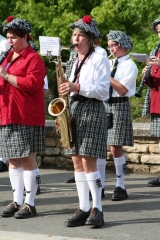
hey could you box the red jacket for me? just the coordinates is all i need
[149,50,160,114]
[0,45,47,126]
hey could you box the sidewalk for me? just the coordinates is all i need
[0,168,160,240]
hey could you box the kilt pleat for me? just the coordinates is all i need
[105,101,133,146]
[0,124,45,159]
[65,100,107,159]
[150,114,160,137]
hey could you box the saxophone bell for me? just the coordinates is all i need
[48,98,66,117]
[48,97,73,149]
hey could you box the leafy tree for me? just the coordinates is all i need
[0,0,160,120]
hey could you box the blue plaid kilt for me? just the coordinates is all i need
[65,99,107,159]
[0,124,45,159]
[105,101,133,146]
[150,114,160,137]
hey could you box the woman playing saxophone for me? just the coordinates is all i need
[59,15,110,228]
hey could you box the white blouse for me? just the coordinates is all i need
[69,51,110,101]
[112,54,138,97]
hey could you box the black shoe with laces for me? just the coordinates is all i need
[85,207,104,227]
[0,161,8,172]
[14,203,37,219]
[0,202,20,217]
[111,186,128,201]
[65,208,90,227]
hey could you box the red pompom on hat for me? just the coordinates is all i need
[29,35,33,41]
[82,15,92,24]
[6,16,15,23]
[70,15,100,39]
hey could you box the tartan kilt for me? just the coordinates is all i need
[0,124,45,159]
[105,101,133,146]
[150,114,160,137]
[65,99,107,159]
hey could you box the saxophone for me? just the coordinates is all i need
[48,55,73,150]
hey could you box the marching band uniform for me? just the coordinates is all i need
[63,15,110,227]
[66,34,108,198]
[105,30,138,200]
[142,17,160,187]
[0,17,46,219]
[0,21,9,172]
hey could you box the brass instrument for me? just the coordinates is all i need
[48,50,73,150]
[107,54,114,70]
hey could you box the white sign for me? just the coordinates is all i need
[131,53,153,62]
[39,36,61,57]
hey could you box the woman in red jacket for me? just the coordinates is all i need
[0,16,46,219]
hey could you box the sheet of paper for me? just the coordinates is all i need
[131,53,153,62]
[39,36,61,56]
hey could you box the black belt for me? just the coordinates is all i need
[107,97,129,104]
[71,95,100,102]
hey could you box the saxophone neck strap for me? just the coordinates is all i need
[72,48,93,83]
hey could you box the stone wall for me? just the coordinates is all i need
[37,121,160,174]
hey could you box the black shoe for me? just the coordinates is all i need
[65,176,75,183]
[0,202,20,217]
[89,188,105,200]
[111,186,128,201]
[14,203,37,219]
[85,207,104,227]
[0,161,8,172]
[148,178,160,187]
[24,185,41,196]
[65,208,90,227]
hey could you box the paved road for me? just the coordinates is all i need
[0,168,160,240]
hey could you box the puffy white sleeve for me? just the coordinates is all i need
[79,54,110,101]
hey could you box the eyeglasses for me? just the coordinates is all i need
[107,44,118,50]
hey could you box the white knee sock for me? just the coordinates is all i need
[97,158,106,189]
[24,168,40,206]
[86,171,102,212]
[9,167,24,205]
[75,171,90,212]
[114,155,126,189]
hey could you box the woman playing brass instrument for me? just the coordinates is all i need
[0,16,46,219]
[59,15,110,227]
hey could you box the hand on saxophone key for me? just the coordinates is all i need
[59,80,80,96]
